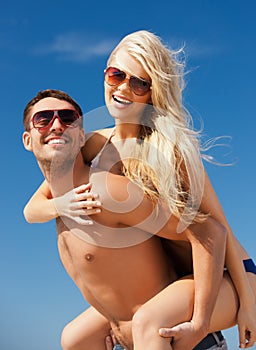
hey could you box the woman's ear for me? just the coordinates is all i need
[22,131,33,151]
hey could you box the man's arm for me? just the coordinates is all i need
[179,219,226,343]
[158,218,227,350]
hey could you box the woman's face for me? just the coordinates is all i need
[104,48,152,124]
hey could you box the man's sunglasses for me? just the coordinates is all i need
[32,109,81,131]
[104,67,151,96]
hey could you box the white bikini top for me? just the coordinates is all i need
[90,128,116,169]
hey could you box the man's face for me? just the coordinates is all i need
[23,97,85,175]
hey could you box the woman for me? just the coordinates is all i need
[24,30,256,349]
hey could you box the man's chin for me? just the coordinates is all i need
[46,143,67,150]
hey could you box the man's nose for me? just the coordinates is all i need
[50,116,65,131]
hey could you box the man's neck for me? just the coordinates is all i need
[41,152,89,196]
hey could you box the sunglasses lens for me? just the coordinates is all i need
[33,111,54,129]
[130,77,151,96]
[58,110,79,125]
[105,67,151,96]
[105,67,126,86]
[32,110,80,130]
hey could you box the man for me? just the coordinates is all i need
[22,89,228,350]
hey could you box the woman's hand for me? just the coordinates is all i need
[53,183,101,225]
[237,303,256,348]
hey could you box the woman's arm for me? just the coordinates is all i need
[23,180,101,224]
[24,180,56,223]
[159,215,227,345]
[185,219,227,339]
[109,176,228,347]
[159,217,228,349]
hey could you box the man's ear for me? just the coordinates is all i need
[22,131,33,151]
[79,128,86,148]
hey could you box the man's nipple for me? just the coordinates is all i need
[84,253,94,262]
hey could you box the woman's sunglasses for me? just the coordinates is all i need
[104,67,151,96]
[32,109,81,131]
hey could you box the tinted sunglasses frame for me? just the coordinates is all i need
[104,67,152,96]
[31,109,81,131]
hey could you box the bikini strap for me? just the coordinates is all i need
[90,128,116,168]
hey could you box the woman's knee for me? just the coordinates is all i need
[61,323,79,350]
[132,305,160,342]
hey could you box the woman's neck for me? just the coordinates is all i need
[114,122,140,140]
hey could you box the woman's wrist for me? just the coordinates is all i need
[50,198,60,219]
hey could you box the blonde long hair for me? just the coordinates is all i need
[107,30,206,229]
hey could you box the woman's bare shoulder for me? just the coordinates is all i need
[85,127,115,140]
[82,127,115,164]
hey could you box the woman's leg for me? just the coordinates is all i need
[234,240,256,299]
[61,306,111,350]
[132,272,239,350]
[247,269,256,302]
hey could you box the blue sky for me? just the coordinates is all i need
[1,0,255,349]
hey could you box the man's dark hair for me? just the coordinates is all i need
[23,89,83,131]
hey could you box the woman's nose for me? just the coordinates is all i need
[117,78,130,91]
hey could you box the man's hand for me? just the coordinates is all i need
[159,321,207,350]
[105,333,124,350]
[105,335,114,350]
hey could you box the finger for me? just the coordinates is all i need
[239,326,246,348]
[74,183,92,194]
[159,328,176,338]
[81,200,102,208]
[110,330,119,346]
[76,192,100,202]
[75,192,93,201]
[245,341,254,348]
[74,183,99,199]
[69,208,101,217]
[74,218,94,225]
[105,335,114,350]
[70,203,101,214]
[83,208,101,215]
[245,331,255,348]
[71,199,101,210]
